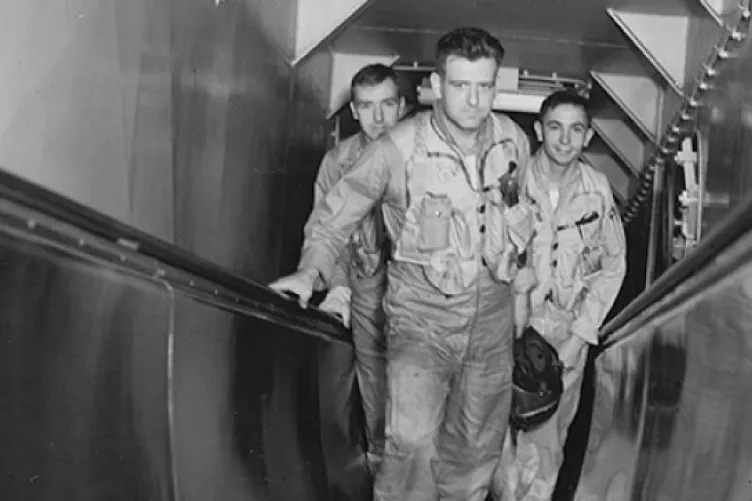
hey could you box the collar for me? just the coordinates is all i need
[343,131,370,161]
[356,131,370,150]
[528,150,583,191]
[430,102,494,156]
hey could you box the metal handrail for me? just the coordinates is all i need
[0,167,349,343]
[599,192,752,349]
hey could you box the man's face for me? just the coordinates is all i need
[350,79,404,140]
[431,55,498,132]
[534,103,594,167]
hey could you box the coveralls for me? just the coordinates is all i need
[492,152,627,501]
[310,132,389,468]
[299,105,535,501]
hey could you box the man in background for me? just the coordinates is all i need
[312,63,405,478]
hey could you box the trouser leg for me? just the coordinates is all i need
[434,305,514,501]
[318,340,358,446]
[350,273,388,466]
[497,348,587,501]
[373,318,450,501]
[318,336,371,498]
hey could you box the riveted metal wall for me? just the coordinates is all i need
[575,204,752,501]
[0,170,363,500]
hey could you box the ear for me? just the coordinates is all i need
[584,127,594,148]
[349,101,359,120]
[430,72,443,100]
[398,96,407,118]
[533,121,543,142]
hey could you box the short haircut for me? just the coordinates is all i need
[539,89,592,125]
[350,64,400,100]
[435,27,505,74]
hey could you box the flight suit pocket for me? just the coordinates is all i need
[418,194,452,252]
[581,244,604,276]
[577,217,603,276]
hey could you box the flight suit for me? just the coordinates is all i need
[299,105,535,501]
[493,152,627,501]
[309,132,389,470]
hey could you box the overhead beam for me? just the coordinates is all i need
[607,8,689,94]
[245,0,375,67]
[292,0,372,65]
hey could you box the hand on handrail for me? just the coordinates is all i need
[269,268,319,309]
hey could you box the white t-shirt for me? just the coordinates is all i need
[548,185,560,209]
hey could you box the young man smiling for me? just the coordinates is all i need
[494,90,627,501]
[271,27,534,501]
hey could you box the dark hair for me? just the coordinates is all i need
[435,27,505,74]
[539,89,591,125]
[350,64,400,99]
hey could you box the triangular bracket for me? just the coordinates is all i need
[607,8,689,94]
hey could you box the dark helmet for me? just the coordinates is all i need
[510,326,564,432]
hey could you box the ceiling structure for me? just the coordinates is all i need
[285,0,746,218]
[351,0,629,77]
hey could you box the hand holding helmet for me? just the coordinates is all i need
[510,326,564,432]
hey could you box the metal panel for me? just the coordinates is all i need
[0,169,363,500]
[607,8,690,93]
[696,25,752,236]
[294,0,371,64]
[698,0,741,23]
[0,222,174,500]
[347,25,626,78]
[169,292,368,501]
[576,228,752,501]
[0,0,173,241]
[354,0,625,44]
[277,70,336,274]
[591,49,666,140]
[684,7,727,88]
[246,0,298,59]
[590,109,648,176]
[171,0,304,280]
[169,296,333,501]
[582,138,638,202]
[0,0,334,281]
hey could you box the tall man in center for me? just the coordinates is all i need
[271,28,535,501]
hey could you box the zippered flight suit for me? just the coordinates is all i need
[300,106,535,501]
[492,153,627,501]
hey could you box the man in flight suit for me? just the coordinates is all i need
[313,63,405,477]
[271,27,535,501]
[493,90,627,500]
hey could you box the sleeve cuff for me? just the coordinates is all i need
[298,250,335,287]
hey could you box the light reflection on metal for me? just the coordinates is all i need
[577,226,752,501]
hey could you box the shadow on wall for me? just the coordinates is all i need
[171,0,331,282]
